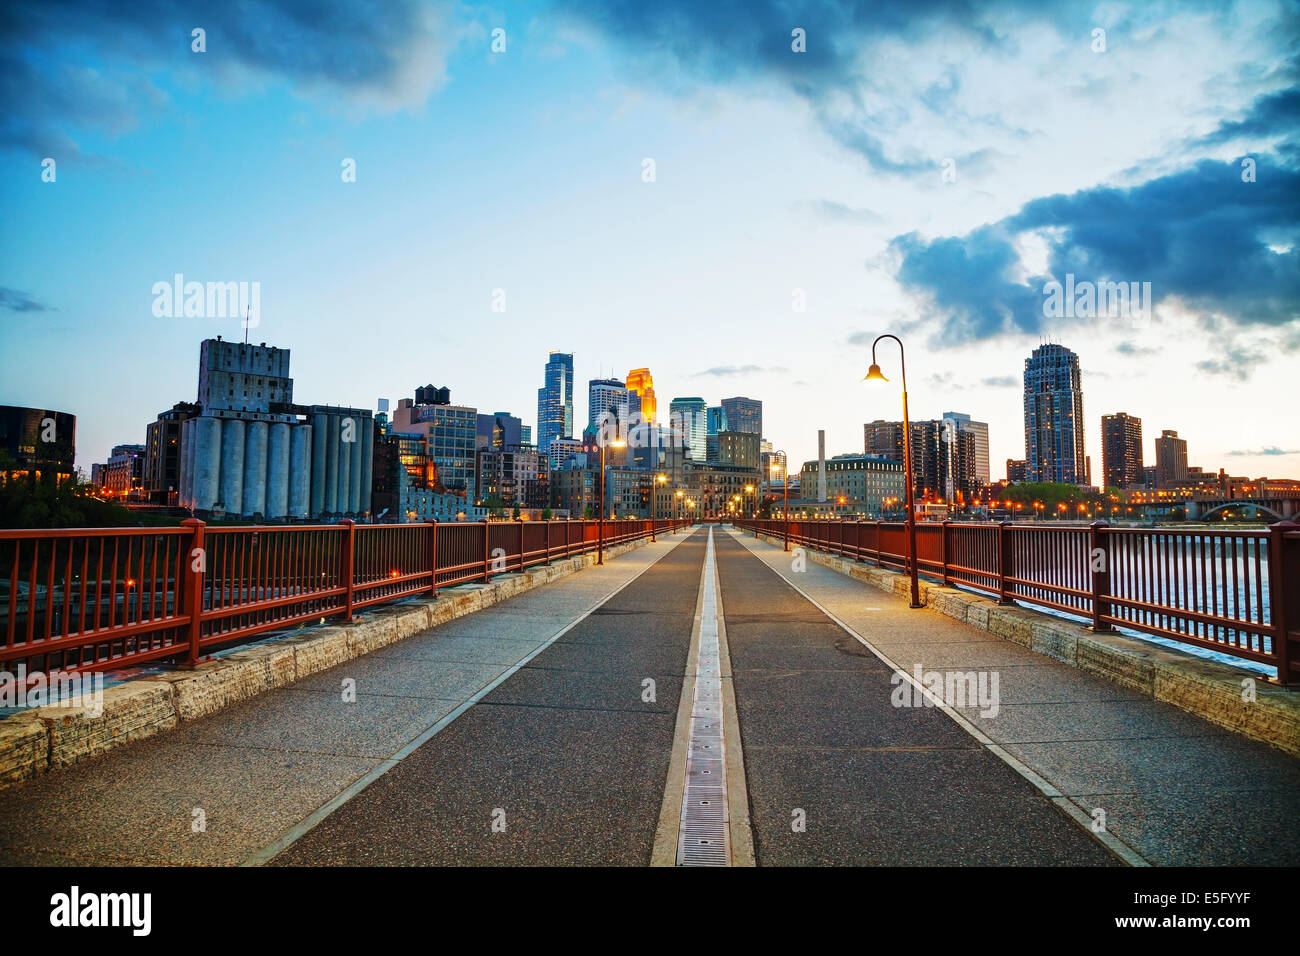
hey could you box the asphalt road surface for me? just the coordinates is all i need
[712,532,1115,866]
[275,526,1115,866]
[275,529,707,865]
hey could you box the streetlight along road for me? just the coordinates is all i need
[864,333,922,609]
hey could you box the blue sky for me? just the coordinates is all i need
[1,0,1297,479]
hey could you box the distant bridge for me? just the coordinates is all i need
[1183,496,1300,522]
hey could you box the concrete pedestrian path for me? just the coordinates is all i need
[726,528,1300,866]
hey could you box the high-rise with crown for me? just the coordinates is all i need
[626,368,656,424]
[536,351,574,466]
[1023,344,1086,485]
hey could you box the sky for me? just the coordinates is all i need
[1,0,1297,479]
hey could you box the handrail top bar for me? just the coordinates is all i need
[0,517,662,538]
[0,526,190,539]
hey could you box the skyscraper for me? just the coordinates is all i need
[536,351,573,465]
[721,396,762,437]
[669,397,707,460]
[626,368,657,424]
[1100,412,1143,489]
[941,412,990,486]
[587,378,630,437]
[706,405,727,461]
[1155,429,1189,489]
[1023,344,1086,485]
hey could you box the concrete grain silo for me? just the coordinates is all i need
[359,415,374,514]
[338,423,352,515]
[219,418,245,515]
[324,413,340,514]
[308,406,375,519]
[310,411,328,517]
[266,422,290,519]
[176,338,372,523]
[289,423,312,519]
[241,420,268,517]
[191,415,222,513]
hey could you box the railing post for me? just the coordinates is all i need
[1090,520,1113,632]
[941,519,951,587]
[997,520,1015,606]
[427,521,438,598]
[519,518,525,572]
[341,519,356,622]
[180,518,205,666]
[483,521,492,583]
[1267,520,1298,685]
[545,519,551,562]
[875,520,883,568]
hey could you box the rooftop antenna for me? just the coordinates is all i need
[244,307,250,345]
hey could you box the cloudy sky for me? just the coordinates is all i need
[1,0,1297,479]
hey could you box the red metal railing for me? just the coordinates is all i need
[736,518,1300,684]
[0,518,685,678]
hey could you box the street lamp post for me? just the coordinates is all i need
[864,333,922,608]
[597,435,627,565]
[770,451,789,551]
[675,489,684,530]
[653,473,667,541]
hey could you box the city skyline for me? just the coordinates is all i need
[25,330,1294,494]
[2,1,1297,481]
[7,330,1298,489]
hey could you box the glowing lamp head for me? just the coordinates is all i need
[863,363,888,383]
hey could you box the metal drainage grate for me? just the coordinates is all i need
[677,527,731,867]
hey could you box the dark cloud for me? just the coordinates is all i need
[0,0,458,159]
[556,0,1108,174]
[889,158,1300,347]
[1190,87,1300,148]
[0,287,50,312]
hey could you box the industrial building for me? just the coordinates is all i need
[0,405,76,484]
[178,338,373,520]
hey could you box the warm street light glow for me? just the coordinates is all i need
[865,332,920,608]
